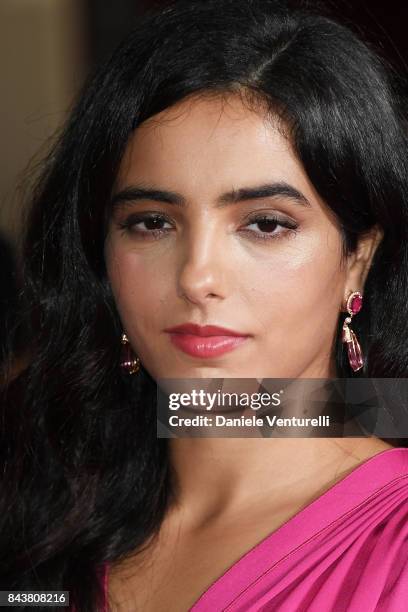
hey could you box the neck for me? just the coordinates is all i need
[167,436,394,529]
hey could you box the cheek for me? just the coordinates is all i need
[105,247,170,332]
[244,232,345,339]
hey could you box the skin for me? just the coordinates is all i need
[104,93,391,611]
[105,93,381,380]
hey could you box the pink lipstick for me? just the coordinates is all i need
[163,323,250,358]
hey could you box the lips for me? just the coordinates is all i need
[163,323,250,358]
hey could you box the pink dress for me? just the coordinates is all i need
[103,447,408,611]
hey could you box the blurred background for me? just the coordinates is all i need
[0,0,407,359]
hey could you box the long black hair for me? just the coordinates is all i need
[2,0,408,609]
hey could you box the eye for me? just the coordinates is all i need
[116,211,299,242]
[117,213,174,239]
[240,214,299,241]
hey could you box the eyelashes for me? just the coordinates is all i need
[115,211,299,243]
[239,214,299,241]
[118,213,173,240]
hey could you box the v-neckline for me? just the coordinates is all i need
[103,447,408,611]
[189,446,408,610]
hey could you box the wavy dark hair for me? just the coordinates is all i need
[1,0,408,609]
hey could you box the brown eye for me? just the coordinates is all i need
[143,216,168,230]
[117,213,174,239]
[241,214,299,241]
[252,218,279,233]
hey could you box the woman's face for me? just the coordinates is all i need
[105,94,351,379]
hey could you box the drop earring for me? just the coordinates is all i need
[342,291,364,372]
[120,333,140,374]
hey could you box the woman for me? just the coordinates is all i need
[1,0,408,610]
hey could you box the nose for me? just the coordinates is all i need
[177,226,228,306]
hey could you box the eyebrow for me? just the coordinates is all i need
[110,181,311,210]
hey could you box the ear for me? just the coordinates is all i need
[342,225,383,309]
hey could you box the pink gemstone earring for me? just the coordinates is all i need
[120,332,140,374]
[342,291,364,372]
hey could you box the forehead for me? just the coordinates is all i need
[115,93,319,207]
